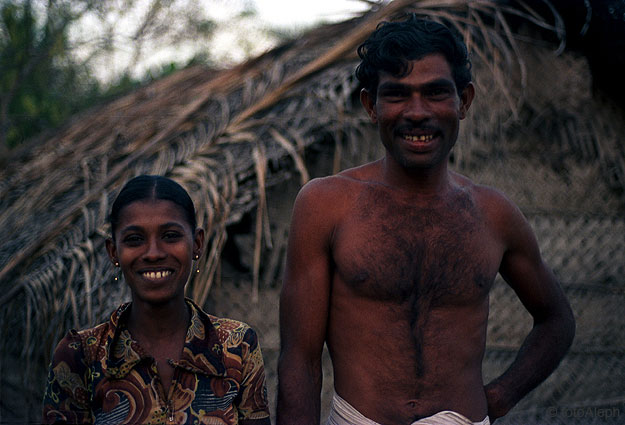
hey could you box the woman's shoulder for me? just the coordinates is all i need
[188,299,257,344]
[53,304,126,365]
[207,314,257,343]
[72,321,111,340]
[77,304,128,342]
[48,324,108,376]
[53,321,107,350]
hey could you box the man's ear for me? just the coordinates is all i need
[458,82,475,120]
[193,228,205,259]
[360,88,377,123]
[105,238,118,264]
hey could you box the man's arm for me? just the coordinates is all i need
[277,178,336,425]
[484,193,575,420]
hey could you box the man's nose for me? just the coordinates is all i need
[403,94,430,121]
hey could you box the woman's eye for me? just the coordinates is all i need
[122,234,143,245]
[163,231,183,240]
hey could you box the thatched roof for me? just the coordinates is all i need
[2,0,624,422]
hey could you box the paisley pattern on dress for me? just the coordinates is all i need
[43,299,270,424]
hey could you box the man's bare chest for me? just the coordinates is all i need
[332,189,501,306]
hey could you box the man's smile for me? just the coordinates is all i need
[402,134,434,142]
[396,128,440,151]
[395,124,440,145]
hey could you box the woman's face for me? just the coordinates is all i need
[106,199,204,306]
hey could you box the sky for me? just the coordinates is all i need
[80,0,371,83]
[251,0,369,26]
[204,0,370,66]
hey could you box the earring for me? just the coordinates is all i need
[114,261,120,281]
[194,254,200,274]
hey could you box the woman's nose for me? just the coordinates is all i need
[143,238,166,261]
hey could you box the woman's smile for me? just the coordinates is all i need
[139,269,174,281]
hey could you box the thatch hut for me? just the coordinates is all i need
[1,1,624,423]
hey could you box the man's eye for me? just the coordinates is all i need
[426,87,452,98]
[381,90,406,98]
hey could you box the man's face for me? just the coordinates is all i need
[361,54,474,171]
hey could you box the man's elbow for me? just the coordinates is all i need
[550,303,576,353]
[561,305,576,350]
[536,301,576,353]
[277,347,321,381]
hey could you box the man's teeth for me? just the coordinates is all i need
[142,271,172,279]
[404,134,434,142]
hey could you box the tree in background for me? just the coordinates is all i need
[0,1,97,153]
[0,0,225,154]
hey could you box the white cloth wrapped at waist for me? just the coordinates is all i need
[326,393,490,425]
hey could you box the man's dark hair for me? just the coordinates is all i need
[355,14,472,98]
[110,175,197,237]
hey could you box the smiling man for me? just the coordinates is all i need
[277,15,575,425]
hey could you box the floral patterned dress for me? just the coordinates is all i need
[43,299,270,424]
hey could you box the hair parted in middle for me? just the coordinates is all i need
[355,14,472,99]
[109,175,197,238]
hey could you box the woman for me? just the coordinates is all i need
[43,175,271,424]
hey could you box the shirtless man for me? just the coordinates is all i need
[277,15,575,425]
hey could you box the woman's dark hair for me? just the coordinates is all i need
[355,14,472,99]
[110,175,197,237]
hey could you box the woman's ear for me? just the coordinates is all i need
[105,238,118,265]
[193,228,205,259]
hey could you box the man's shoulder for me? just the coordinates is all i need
[299,162,380,198]
[291,165,380,234]
[295,178,344,205]
[451,172,516,208]
[451,173,527,238]
[337,161,381,180]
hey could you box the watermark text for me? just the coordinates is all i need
[547,406,621,419]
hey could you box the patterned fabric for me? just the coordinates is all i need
[326,393,489,425]
[42,299,270,424]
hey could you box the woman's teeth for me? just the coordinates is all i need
[404,134,433,142]
[142,270,172,279]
